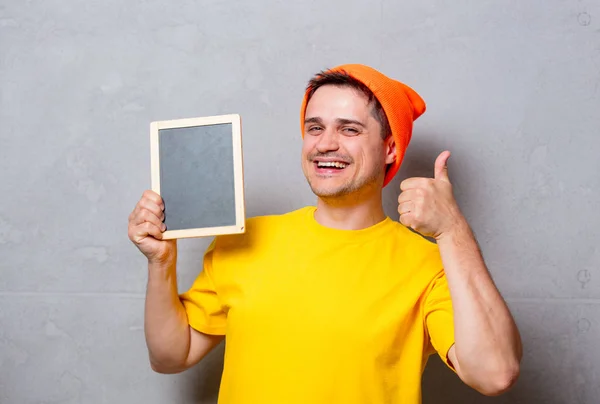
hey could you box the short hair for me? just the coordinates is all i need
[305,70,392,140]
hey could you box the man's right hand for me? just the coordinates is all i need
[129,190,221,373]
[128,190,176,263]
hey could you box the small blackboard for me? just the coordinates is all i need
[150,114,245,239]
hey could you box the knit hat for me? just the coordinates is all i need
[300,64,426,187]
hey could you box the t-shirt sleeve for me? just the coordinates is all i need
[179,239,227,335]
[423,269,456,371]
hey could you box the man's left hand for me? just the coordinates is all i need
[397,150,465,240]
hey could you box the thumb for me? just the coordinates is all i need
[434,150,451,182]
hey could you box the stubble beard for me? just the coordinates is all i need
[307,160,384,202]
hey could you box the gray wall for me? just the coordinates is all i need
[1,0,599,403]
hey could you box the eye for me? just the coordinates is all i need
[342,127,359,135]
[307,126,323,135]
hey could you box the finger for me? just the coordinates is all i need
[398,201,414,215]
[142,190,165,210]
[400,177,430,191]
[128,205,139,223]
[401,217,419,232]
[434,150,451,182]
[129,193,165,224]
[133,222,164,242]
[399,211,414,228]
[138,198,165,220]
[131,209,166,230]
[398,189,418,204]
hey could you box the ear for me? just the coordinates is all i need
[384,135,396,165]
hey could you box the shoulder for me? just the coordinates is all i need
[213,206,313,250]
[388,219,439,252]
[386,219,444,274]
[246,206,313,230]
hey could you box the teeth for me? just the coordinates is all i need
[317,161,347,168]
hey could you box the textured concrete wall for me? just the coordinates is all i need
[1,1,599,403]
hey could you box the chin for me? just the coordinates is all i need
[308,179,353,198]
[309,175,382,200]
[313,188,347,198]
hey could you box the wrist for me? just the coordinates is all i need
[436,214,470,242]
[148,253,177,274]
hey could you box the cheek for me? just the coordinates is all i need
[344,142,369,165]
[360,144,386,169]
[301,140,315,163]
[301,143,311,159]
[302,136,320,154]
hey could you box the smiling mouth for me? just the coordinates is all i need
[315,161,348,169]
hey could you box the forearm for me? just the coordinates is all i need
[144,254,191,372]
[437,219,522,393]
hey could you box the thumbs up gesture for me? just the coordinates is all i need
[397,151,464,240]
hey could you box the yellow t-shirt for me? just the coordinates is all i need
[180,206,455,404]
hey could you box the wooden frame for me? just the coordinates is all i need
[150,114,245,239]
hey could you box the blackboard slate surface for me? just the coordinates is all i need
[159,123,235,230]
[150,114,245,239]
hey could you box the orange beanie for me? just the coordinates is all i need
[300,64,426,187]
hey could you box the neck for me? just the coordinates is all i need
[314,190,386,230]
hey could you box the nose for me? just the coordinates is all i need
[315,127,339,153]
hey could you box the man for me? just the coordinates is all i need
[128,64,522,403]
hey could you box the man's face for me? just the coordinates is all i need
[301,85,395,199]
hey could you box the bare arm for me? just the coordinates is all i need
[398,151,522,396]
[145,256,224,374]
[129,190,223,374]
[439,220,522,395]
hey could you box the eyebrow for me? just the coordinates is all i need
[336,118,365,128]
[304,117,366,127]
[304,117,323,125]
